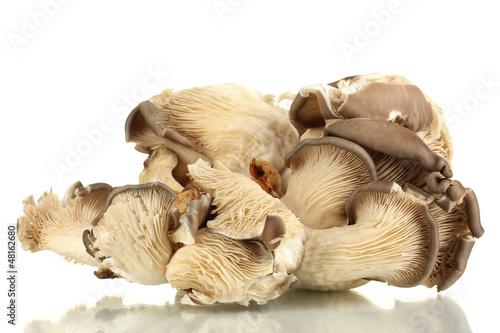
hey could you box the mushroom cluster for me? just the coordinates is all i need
[18,74,483,305]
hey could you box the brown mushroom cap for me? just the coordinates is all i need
[17,181,113,266]
[88,182,178,285]
[324,119,453,178]
[281,137,377,229]
[165,230,294,305]
[293,181,439,290]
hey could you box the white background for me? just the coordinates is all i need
[1,0,499,332]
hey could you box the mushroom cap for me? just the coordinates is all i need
[138,147,184,193]
[294,181,439,290]
[17,181,113,266]
[127,83,299,182]
[324,119,453,178]
[189,160,305,272]
[89,182,178,285]
[169,192,213,245]
[281,137,377,229]
[422,186,483,290]
[165,230,293,305]
[290,73,433,132]
[188,159,305,273]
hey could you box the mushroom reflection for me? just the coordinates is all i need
[24,291,472,333]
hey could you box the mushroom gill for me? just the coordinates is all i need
[87,182,178,285]
[293,181,438,291]
[280,137,377,229]
[422,185,483,291]
[187,159,305,273]
[165,230,293,305]
[17,181,113,267]
[126,83,299,192]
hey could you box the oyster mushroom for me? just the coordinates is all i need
[17,181,113,266]
[415,181,483,290]
[293,181,439,291]
[165,230,294,305]
[280,137,377,229]
[169,192,213,245]
[85,182,178,285]
[290,73,434,132]
[139,147,184,193]
[126,83,299,192]
[324,119,452,178]
[187,159,305,273]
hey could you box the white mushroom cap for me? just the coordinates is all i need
[17,181,113,267]
[187,159,305,273]
[165,230,294,305]
[89,182,178,285]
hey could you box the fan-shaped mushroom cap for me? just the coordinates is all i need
[126,83,299,188]
[293,181,439,290]
[281,137,377,229]
[165,230,294,305]
[187,159,305,273]
[367,122,453,194]
[88,182,178,285]
[290,73,433,132]
[17,181,113,267]
[325,119,453,178]
[139,148,183,193]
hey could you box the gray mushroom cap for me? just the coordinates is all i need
[324,119,452,178]
[290,74,433,132]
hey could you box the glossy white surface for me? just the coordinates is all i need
[1,1,498,332]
